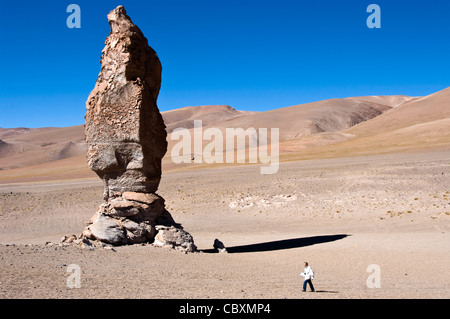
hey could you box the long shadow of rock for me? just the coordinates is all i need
[202,234,350,253]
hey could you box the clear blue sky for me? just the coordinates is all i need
[0,0,449,128]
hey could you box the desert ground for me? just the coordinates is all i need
[1,87,449,299]
[1,148,449,299]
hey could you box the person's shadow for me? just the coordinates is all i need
[201,234,349,253]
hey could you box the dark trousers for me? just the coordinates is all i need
[303,279,315,291]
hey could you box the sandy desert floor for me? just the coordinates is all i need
[0,149,449,299]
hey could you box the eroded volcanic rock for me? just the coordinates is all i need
[80,5,195,251]
[85,5,167,199]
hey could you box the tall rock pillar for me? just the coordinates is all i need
[82,6,195,251]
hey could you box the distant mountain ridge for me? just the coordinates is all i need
[0,87,449,182]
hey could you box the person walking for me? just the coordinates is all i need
[300,262,315,292]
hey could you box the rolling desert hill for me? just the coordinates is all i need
[0,139,17,158]
[0,126,86,170]
[164,94,416,165]
[346,95,415,108]
[0,105,255,171]
[162,104,257,133]
[280,87,450,161]
[0,87,449,183]
[204,96,403,142]
[346,87,450,136]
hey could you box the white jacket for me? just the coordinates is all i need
[301,266,314,280]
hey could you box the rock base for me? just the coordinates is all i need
[77,191,196,252]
